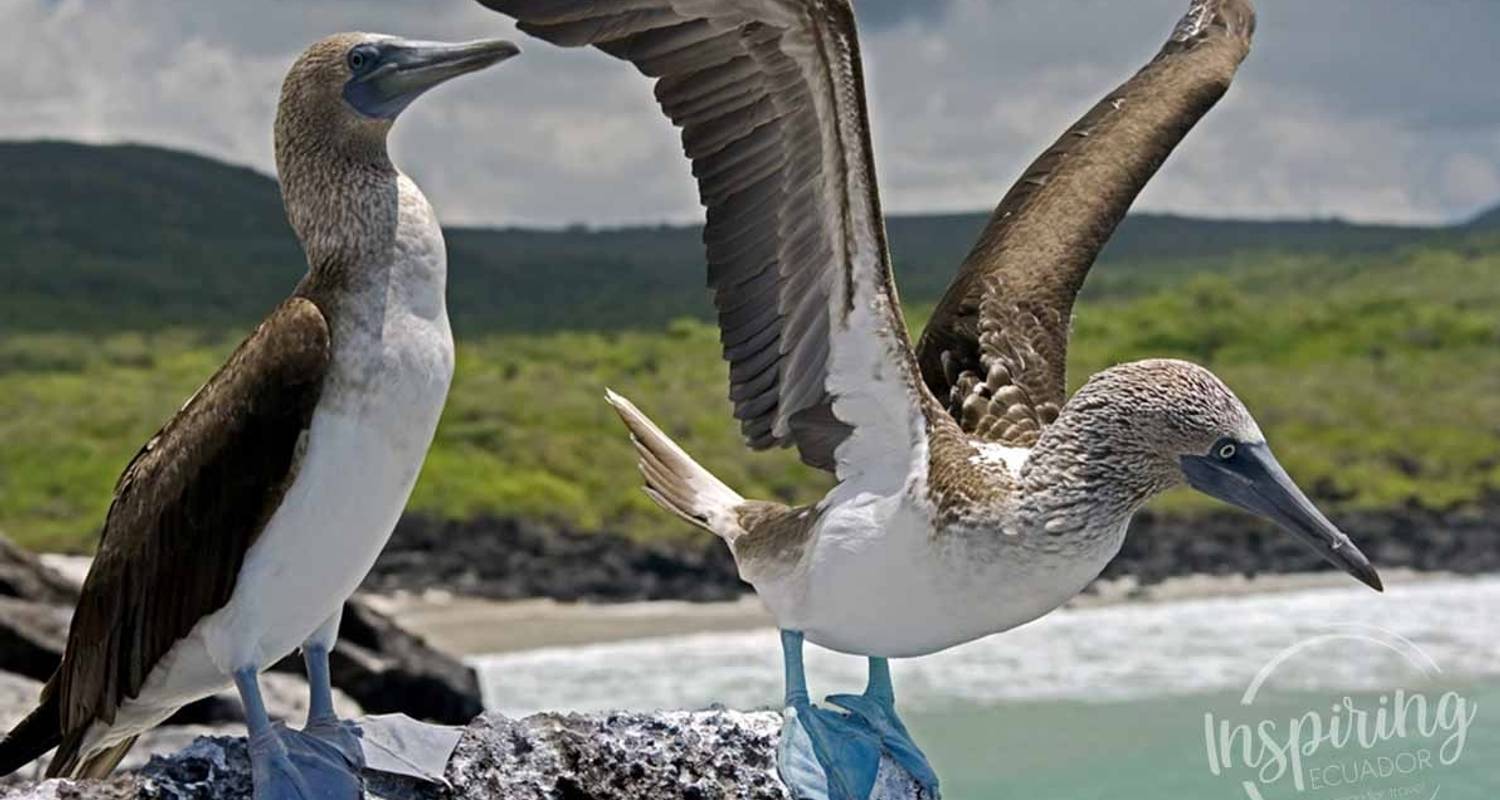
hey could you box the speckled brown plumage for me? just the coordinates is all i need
[916,0,1255,448]
[1012,360,1261,536]
[277,35,403,318]
[733,502,823,580]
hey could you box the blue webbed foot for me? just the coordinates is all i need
[778,699,883,800]
[299,716,365,768]
[277,720,363,800]
[825,693,940,795]
[247,727,315,800]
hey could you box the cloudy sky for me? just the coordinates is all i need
[3,0,1497,228]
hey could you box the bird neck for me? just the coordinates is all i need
[277,134,400,265]
[1014,397,1181,534]
[278,142,451,361]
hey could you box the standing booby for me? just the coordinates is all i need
[478,0,1381,798]
[0,33,518,798]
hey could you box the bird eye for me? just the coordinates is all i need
[347,46,376,73]
[1216,441,1238,461]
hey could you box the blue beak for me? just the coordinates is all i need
[344,38,520,119]
[1181,441,1383,592]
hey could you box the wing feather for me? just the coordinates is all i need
[49,299,330,759]
[482,0,929,480]
[916,0,1255,446]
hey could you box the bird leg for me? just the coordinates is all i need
[263,612,364,799]
[825,658,941,796]
[295,610,363,762]
[775,630,882,800]
[294,642,364,771]
[295,609,464,787]
[234,667,315,800]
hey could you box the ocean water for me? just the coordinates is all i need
[475,577,1500,799]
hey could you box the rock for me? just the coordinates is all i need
[0,542,77,606]
[268,597,481,726]
[0,673,44,734]
[0,711,932,800]
[366,515,747,603]
[444,711,790,800]
[0,599,68,684]
[161,672,362,729]
[0,534,480,729]
[1098,494,1500,588]
[0,543,76,685]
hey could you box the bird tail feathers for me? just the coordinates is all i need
[604,390,747,542]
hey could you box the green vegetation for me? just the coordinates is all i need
[2,142,1498,553]
[4,245,1497,552]
[0,141,1456,334]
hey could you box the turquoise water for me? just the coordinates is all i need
[905,685,1500,799]
[475,578,1500,799]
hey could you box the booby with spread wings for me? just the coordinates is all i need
[476,1,1380,798]
[0,33,518,799]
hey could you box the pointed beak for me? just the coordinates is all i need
[345,38,520,119]
[1181,442,1383,592]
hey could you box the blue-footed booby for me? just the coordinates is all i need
[0,33,517,798]
[479,0,1381,798]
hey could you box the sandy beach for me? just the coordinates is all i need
[374,568,1444,657]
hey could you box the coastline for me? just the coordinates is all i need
[46,547,1459,657]
[376,567,1450,657]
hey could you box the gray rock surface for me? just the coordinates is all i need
[0,598,69,685]
[0,711,931,800]
[0,537,481,730]
[446,711,789,800]
[300,597,481,725]
[0,673,44,734]
[0,542,77,607]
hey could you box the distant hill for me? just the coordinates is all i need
[0,140,1472,335]
[4,142,1499,552]
[1467,202,1500,229]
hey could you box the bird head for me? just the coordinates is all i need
[1073,359,1382,592]
[273,33,517,260]
[276,32,519,163]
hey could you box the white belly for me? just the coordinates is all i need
[199,409,436,671]
[763,491,1126,659]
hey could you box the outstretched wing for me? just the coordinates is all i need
[51,298,330,759]
[481,0,930,485]
[916,0,1255,446]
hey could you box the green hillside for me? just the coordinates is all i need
[0,140,1458,335]
[1,141,1498,553]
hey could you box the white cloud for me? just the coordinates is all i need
[2,0,1497,227]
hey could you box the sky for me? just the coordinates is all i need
[2,0,1498,229]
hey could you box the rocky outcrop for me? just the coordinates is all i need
[271,598,482,725]
[366,515,746,603]
[0,537,481,732]
[0,598,68,685]
[0,540,76,607]
[1101,497,1500,587]
[0,711,931,800]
